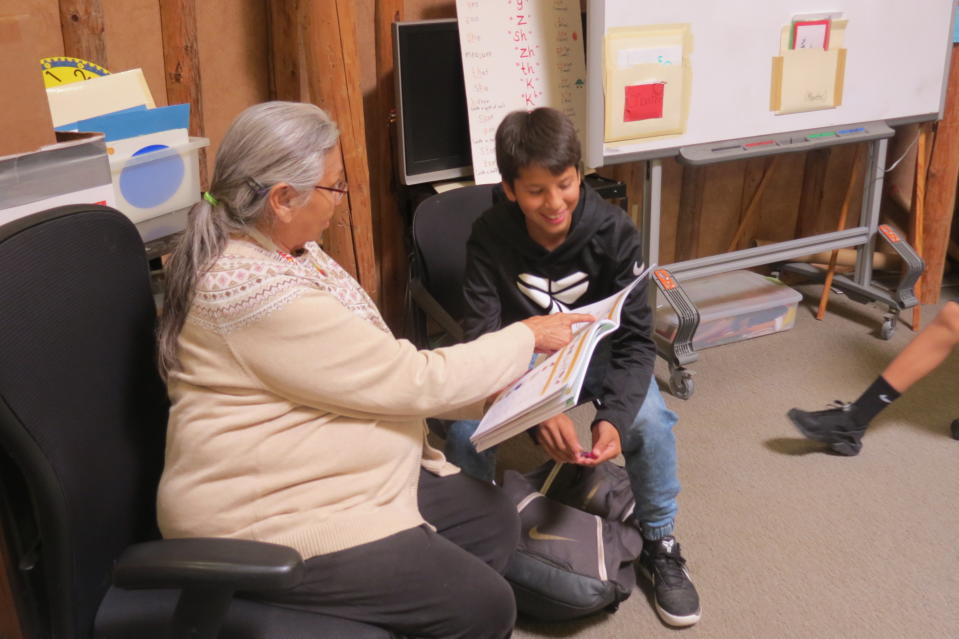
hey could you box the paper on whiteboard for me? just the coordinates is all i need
[617,46,683,68]
[455,0,587,185]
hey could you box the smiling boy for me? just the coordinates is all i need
[445,107,701,627]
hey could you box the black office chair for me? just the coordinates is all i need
[407,183,497,348]
[0,204,394,639]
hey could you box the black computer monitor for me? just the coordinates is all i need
[392,19,473,186]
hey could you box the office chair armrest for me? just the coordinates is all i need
[112,537,304,592]
[409,280,464,343]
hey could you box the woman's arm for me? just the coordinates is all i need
[224,288,535,420]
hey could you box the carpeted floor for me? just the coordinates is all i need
[483,280,959,639]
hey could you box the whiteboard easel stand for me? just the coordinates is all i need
[643,131,924,398]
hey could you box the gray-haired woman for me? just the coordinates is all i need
[155,101,591,638]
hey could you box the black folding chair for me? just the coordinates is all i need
[407,184,497,348]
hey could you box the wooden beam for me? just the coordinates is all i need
[158,0,207,186]
[267,0,302,101]
[921,43,959,304]
[910,122,931,329]
[58,0,107,68]
[372,0,405,330]
[300,0,380,301]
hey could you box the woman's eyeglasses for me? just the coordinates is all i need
[314,180,349,203]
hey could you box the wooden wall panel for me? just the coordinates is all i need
[369,0,408,330]
[197,0,270,178]
[268,0,304,101]
[301,0,379,298]
[404,0,455,20]
[700,160,747,256]
[756,152,804,244]
[101,0,167,105]
[920,44,959,303]
[58,0,107,69]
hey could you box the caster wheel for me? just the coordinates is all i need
[669,368,694,400]
[880,317,896,340]
[950,419,959,440]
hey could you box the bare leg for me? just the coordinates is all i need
[883,301,959,392]
[788,300,959,455]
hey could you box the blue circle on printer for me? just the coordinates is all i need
[119,144,185,209]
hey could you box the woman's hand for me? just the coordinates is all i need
[520,312,595,353]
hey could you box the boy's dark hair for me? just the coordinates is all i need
[495,107,582,185]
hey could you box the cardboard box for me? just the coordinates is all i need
[0,132,115,228]
[0,13,57,158]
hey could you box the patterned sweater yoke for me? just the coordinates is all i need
[189,239,390,335]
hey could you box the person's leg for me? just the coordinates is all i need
[416,468,520,573]
[619,379,700,627]
[255,525,516,639]
[443,419,497,483]
[882,300,959,390]
[619,380,680,539]
[788,300,959,455]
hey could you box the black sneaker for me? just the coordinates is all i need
[639,536,701,627]
[787,401,865,456]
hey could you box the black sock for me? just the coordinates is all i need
[851,376,901,426]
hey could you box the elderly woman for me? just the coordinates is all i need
[155,101,590,639]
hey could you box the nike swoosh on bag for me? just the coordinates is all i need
[632,262,645,276]
[528,525,576,542]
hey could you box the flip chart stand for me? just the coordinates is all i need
[644,121,925,398]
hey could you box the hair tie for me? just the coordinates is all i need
[203,191,219,207]
[246,177,266,193]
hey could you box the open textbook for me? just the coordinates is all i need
[470,264,653,452]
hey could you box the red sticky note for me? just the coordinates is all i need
[624,83,665,122]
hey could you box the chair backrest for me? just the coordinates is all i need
[0,205,168,639]
[410,184,497,324]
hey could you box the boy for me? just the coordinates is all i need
[445,107,700,627]
[788,298,959,454]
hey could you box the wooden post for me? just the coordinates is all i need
[300,0,380,301]
[921,43,959,304]
[816,144,864,320]
[372,0,406,330]
[58,0,108,69]
[158,0,207,187]
[910,122,931,329]
[267,0,302,101]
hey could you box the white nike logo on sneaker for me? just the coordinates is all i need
[879,394,892,403]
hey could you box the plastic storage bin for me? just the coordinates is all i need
[109,136,209,223]
[655,270,802,351]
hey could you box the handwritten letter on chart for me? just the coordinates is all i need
[456,0,587,184]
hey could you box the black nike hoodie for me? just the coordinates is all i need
[461,184,656,433]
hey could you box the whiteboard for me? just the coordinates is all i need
[586,0,956,167]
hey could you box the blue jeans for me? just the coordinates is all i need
[444,378,680,540]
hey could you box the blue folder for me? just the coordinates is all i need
[55,104,189,142]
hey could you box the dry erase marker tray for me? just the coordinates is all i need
[109,136,209,223]
[679,121,893,165]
